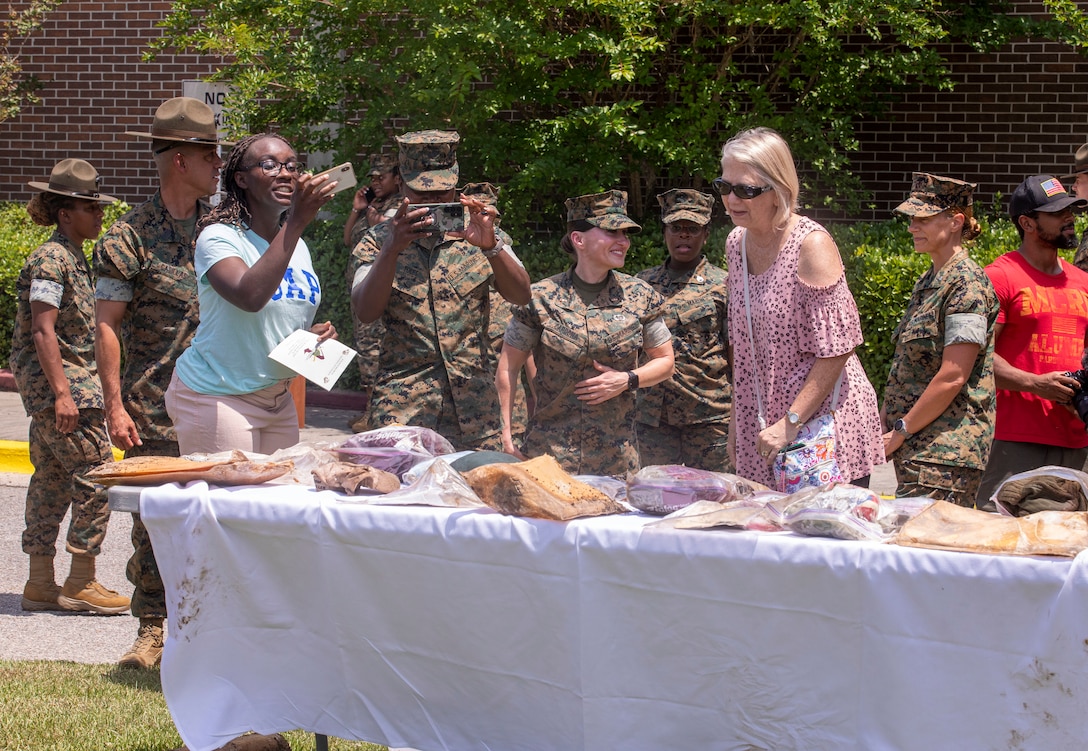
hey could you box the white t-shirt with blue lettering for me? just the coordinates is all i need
[176,223,321,395]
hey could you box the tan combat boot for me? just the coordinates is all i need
[118,617,165,669]
[21,554,63,611]
[58,553,130,615]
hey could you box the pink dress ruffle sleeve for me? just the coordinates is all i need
[726,216,885,487]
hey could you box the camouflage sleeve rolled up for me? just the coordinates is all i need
[10,233,102,414]
[90,195,202,440]
[883,251,998,470]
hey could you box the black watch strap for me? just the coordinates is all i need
[627,371,640,391]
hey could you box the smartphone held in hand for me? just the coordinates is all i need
[416,203,467,235]
[312,162,357,195]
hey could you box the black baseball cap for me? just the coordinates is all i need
[1009,175,1087,222]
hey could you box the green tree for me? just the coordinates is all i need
[151,0,1088,231]
[1,0,61,123]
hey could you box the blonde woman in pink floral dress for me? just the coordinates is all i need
[720,127,884,487]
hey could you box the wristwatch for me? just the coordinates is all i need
[627,371,640,392]
[482,241,510,259]
[893,418,913,438]
[786,410,802,428]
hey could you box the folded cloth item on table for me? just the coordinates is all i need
[995,475,1088,516]
[896,500,1088,557]
[464,454,627,520]
[312,462,401,495]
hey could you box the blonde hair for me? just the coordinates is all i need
[720,127,800,231]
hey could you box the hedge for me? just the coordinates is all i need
[1,200,1078,400]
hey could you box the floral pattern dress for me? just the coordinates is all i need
[726,216,884,486]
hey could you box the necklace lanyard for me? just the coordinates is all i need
[740,228,841,432]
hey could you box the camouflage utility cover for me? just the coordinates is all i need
[894,172,976,218]
[396,130,459,191]
[565,190,641,232]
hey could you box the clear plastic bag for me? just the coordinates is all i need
[779,483,889,541]
[626,465,769,516]
[337,457,487,508]
[336,425,457,478]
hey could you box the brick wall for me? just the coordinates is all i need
[844,37,1088,224]
[0,1,223,207]
[2,1,1086,224]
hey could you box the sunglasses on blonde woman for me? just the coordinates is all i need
[712,178,773,199]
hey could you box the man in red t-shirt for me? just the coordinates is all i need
[976,175,1088,508]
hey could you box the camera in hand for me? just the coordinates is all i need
[1065,368,1088,423]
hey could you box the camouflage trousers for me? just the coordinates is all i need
[22,408,114,557]
[637,421,732,473]
[353,318,385,390]
[124,438,179,619]
[894,458,982,509]
[434,406,503,453]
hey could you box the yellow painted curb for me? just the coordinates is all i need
[0,440,124,475]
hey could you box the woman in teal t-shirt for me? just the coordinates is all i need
[167,133,339,454]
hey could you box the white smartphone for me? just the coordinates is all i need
[312,162,357,194]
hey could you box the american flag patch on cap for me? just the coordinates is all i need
[1040,178,1066,197]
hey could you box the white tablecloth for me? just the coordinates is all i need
[139,482,1088,751]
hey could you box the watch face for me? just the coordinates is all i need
[787,411,801,425]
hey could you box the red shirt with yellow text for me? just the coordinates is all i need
[985,250,1088,448]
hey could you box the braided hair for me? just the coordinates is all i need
[197,132,293,236]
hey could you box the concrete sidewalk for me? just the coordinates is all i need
[0,388,361,664]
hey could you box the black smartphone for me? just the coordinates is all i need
[415,203,466,235]
[364,186,375,202]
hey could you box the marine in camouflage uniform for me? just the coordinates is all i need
[12,231,115,562]
[501,190,673,477]
[345,153,402,412]
[882,173,999,506]
[636,189,732,471]
[12,158,125,615]
[94,97,227,666]
[349,130,531,450]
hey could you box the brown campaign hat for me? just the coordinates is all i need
[1062,143,1088,179]
[28,158,117,203]
[565,189,641,232]
[124,96,234,147]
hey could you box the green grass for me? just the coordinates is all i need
[0,660,383,751]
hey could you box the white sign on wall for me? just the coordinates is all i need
[182,81,236,139]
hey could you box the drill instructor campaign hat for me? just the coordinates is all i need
[893,172,976,218]
[124,97,234,148]
[1008,175,1087,222]
[565,190,641,232]
[657,188,714,226]
[1062,144,1088,179]
[396,130,459,191]
[28,159,117,203]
